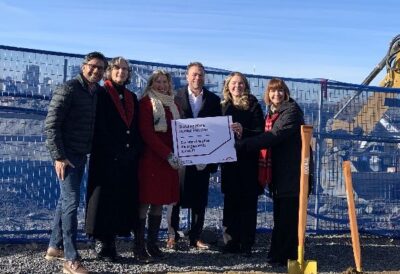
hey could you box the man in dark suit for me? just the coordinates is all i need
[168,62,221,249]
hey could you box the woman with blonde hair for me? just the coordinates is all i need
[137,70,181,260]
[220,72,264,256]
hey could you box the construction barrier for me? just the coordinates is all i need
[1,45,399,242]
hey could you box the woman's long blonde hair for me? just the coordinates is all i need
[221,72,250,110]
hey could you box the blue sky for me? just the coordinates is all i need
[1,0,398,84]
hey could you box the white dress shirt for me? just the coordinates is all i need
[188,87,203,118]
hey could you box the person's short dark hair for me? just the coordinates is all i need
[83,51,108,69]
[186,62,205,73]
[264,78,290,105]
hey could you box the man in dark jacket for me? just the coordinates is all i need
[44,52,107,274]
[169,62,221,249]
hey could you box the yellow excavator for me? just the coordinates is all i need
[322,35,400,194]
[331,34,400,134]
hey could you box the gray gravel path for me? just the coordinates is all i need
[0,232,399,274]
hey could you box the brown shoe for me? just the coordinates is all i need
[45,247,65,261]
[166,238,176,249]
[63,260,89,274]
[192,240,209,250]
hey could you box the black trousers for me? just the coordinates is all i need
[223,193,258,249]
[170,204,180,239]
[171,205,205,243]
[269,196,299,262]
[188,206,205,243]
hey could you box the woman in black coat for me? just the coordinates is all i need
[220,72,264,256]
[237,78,304,266]
[85,57,142,262]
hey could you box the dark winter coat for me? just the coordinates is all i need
[238,98,304,198]
[45,73,101,160]
[221,94,265,196]
[85,84,142,237]
[174,86,221,209]
[138,95,180,205]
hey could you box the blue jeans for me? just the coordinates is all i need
[48,153,87,261]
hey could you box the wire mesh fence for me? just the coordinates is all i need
[1,45,400,242]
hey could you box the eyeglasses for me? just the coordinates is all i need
[85,63,105,71]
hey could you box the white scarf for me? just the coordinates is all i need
[148,90,180,132]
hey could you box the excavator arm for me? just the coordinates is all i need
[322,35,400,191]
[331,34,400,135]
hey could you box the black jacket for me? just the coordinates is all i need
[85,85,142,236]
[45,74,101,160]
[221,94,264,196]
[174,85,221,208]
[238,98,304,198]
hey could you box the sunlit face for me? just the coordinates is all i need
[228,75,245,100]
[151,74,170,94]
[186,65,205,94]
[268,88,285,107]
[81,58,106,83]
[111,60,129,85]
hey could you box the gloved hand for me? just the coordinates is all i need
[196,164,207,171]
[167,153,182,170]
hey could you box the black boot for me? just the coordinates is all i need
[133,219,153,263]
[147,215,164,258]
[171,205,181,241]
[95,235,117,262]
[222,239,241,254]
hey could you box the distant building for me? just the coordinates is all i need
[70,65,81,79]
[22,65,40,94]
[39,76,53,96]
[3,77,18,93]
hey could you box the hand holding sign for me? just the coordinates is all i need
[171,116,237,165]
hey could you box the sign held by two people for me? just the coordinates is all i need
[171,116,237,165]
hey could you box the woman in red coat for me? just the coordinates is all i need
[137,69,181,260]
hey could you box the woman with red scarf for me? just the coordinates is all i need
[236,78,305,266]
[85,57,142,262]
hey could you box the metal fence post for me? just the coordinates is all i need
[63,58,68,83]
[313,79,327,231]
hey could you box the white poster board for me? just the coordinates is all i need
[171,116,237,165]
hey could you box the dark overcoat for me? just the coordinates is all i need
[239,98,304,198]
[85,86,142,237]
[220,95,264,196]
[174,86,221,209]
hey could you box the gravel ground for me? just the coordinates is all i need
[0,231,399,274]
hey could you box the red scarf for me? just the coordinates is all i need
[104,80,134,127]
[258,112,280,187]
